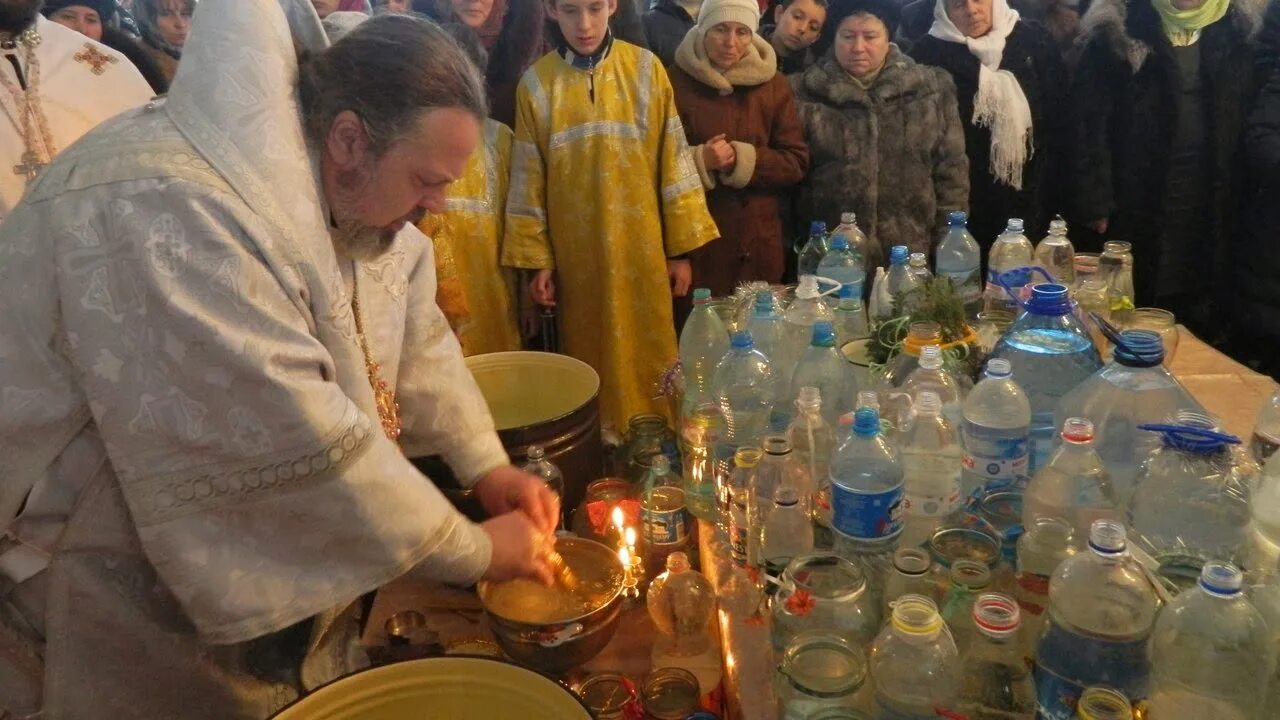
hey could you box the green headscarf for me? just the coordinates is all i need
[1151,0,1230,46]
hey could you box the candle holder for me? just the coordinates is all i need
[619,547,642,605]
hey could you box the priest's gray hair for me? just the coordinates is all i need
[298,14,487,157]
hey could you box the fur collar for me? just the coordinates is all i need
[674,30,779,94]
[1078,0,1264,72]
[800,45,938,106]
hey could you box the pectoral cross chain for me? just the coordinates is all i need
[13,150,44,181]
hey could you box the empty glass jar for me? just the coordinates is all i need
[771,554,881,653]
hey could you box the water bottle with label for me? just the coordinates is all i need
[960,358,1031,499]
[797,220,830,278]
[982,218,1034,316]
[898,391,962,549]
[829,408,904,553]
[935,210,982,318]
[817,235,866,304]
[726,446,762,567]
[640,455,692,569]
[1034,217,1076,287]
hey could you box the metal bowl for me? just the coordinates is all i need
[477,537,625,675]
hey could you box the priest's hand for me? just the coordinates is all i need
[474,464,561,536]
[530,270,556,307]
[667,259,692,298]
[480,511,555,585]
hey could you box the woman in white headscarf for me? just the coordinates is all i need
[911,0,1066,251]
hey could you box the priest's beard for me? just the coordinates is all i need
[329,159,424,262]
[0,0,42,35]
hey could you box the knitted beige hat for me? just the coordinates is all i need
[696,0,761,32]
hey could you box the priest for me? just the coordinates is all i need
[0,1,558,718]
[0,0,152,220]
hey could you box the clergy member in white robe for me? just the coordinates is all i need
[0,1,557,718]
[0,10,153,220]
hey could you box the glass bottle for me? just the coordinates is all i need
[772,554,881,653]
[868,595,960,718]
[883,547,938,615]
[1022,417,1118,542]
[1034,217,1076,287]
[1074,687,1132,720]
[1014,517,1076,657]
[1073,277,1112,353]
[640,455,692,570]
[1098,240,1135,324]
[955,594,1036,720]
[626,413,680,484]
[939,559,993,657]
[521,445,565,528]
[577,672,639,720]
[899,391,963,549]
[787,387,838,530]
[1148,562,1274,720]
[776,631,869,718]
[762,485,816,578]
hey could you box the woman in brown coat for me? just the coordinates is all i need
[669,0,809,317]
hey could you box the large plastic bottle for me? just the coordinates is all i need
[960,359,1031,498]
[991,283,1102,473]
[761,484,816,577]
[787,387,838,528]
[955,594,1037,720]
[1034,217,1076,287]
[868,595,960,718]
[1127,413,1254,581]
[784,275,835,364]
[1253,452,1280,552]
[830,210,869,271]
[833,282,870,346]
[797,220,830,278]
[790,321,854,427]
[935,210,982,318]
[1015,517,1077,657]
[1057,329,1203,505]
[899,391,962,549]
[883,245,921,317]
[1034,520,1160,720]
[1022,417,1119,542]
[680,288,730,407]
[830,408,904,554]
[1147,562,1274,720]
[902,345,966,427]
[752,435,812,566]
[817,235,866,303]
[744,290,789,383]
[1250,388,1280,464]
[711,331,778,458]
[982,218,1035,316]
[679,287,732,517]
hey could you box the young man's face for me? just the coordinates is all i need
[549,0,617,56]
[773,0,826,52]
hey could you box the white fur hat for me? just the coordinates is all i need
[697,0,761,33]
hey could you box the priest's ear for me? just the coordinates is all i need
[327,110,372,170]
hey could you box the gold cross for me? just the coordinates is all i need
[73,43,117,75]
[12,150,44,180]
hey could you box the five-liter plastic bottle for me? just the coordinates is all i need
[1034,520,1160,720]
[960,358,1031,499]
[790,321,853,427]
[679,288,730,410]
[992,283,1102,473]
[955,594,1037,720]
[1022,417,1119,543]
[678,288,731,519]
[1057,329,1203,505]
[798,220,830,278]
[902,344,966,428]
[935,210,982,318]
[829,408,904,554]
[787,387,838,529]
[711,331,778,459]
[1034,217,1076,287]
[818,234,866,303]
[868,594,960,719]
[982,218,1035,316]
[898,391,962,549]
[1147,562,1274,720]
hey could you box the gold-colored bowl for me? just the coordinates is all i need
[270,656,591,719]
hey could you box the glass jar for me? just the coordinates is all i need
[926,511,1003,582]
[1075,687,1133,720]
[571,477,638,545]
[975,489,1024,564]
[577,672,639,720]
[641,667,701,720]
[1098,241,1135,323]
[1073,278,1112,356]
[625,413,680,484]
[776,631,869,718]
[974,310,1014,357]
[772,554,881,652]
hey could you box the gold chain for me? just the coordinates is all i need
[350,267,402,442]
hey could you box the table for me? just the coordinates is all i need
[363,328,1275,719]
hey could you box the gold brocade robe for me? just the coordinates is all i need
[421,119,521,356]
[502,41,718,429]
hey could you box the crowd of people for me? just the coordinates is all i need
[6,0,1280,428]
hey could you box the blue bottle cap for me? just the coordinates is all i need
[1025,283,1073,316]
[830,236,849,251]
[730,331,753,349]
[811,321,836,346]
[1112,329,1164,367]
[889,246,909,265]
[852,408,880,437]
[948,210,967,226]
[810,220,827,234]
[1199,562,1243,596]
[692,287,711,302]
[754,290,774,312]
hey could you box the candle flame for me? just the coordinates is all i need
[624,527,637,546]
[611,505,624,530]
[619,547,630,564]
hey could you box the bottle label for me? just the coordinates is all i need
[901,455,961,518]
[729,509,749,565]
[831,483,903,540]
[901,488,960,518]
[642,497,690,546]
[962,422,1029,484]
[1034,632,1149,720]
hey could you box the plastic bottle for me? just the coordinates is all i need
[521,445,566,529]
[955,594,1037,720]
[982,218,1035,316]
[744,291,791,408]
[1127,413,1254,581]
[787,387,838,529]
[761,485,816,577]
[817,235,866,303]
[791,321,854,427]
[678,292,730,523]
[960,359,1031,498]
[991,283,1102,473]
[798,220,830,279]
[829,408,904,554]
[647,551,723,693]
[641,454,693,570]
[833,282,870,343]
[901,345,965,428]
[1057,329,1204,505]
[1254,452,1280,553]
[1250,389,1280,464]
[1014,517,1076,657]
[725,446,761,567]
[711,331,778,457]
[680,288,731,409]
[868,595,960,718]
[935,210,983,318]
[752,435,812,566]
[882,245,921,319]
[831,211,869,271]
[1146,562,1274,720]
[899,391,962,549]
[1074,687,1133,720]
[884,547,939,615]
[1034,217,1076,287]
[939,559,992,657]
[907,252,933,285]
[882,321,944,388]
[1022,418,1118,542]
[1034,520,1160,720]
[1073,278,1112,352]
[785,275,836,365]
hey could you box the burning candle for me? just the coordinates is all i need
[612,505,625,535]
[624,526,637,556]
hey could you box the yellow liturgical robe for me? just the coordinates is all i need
[502,40,718,429]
